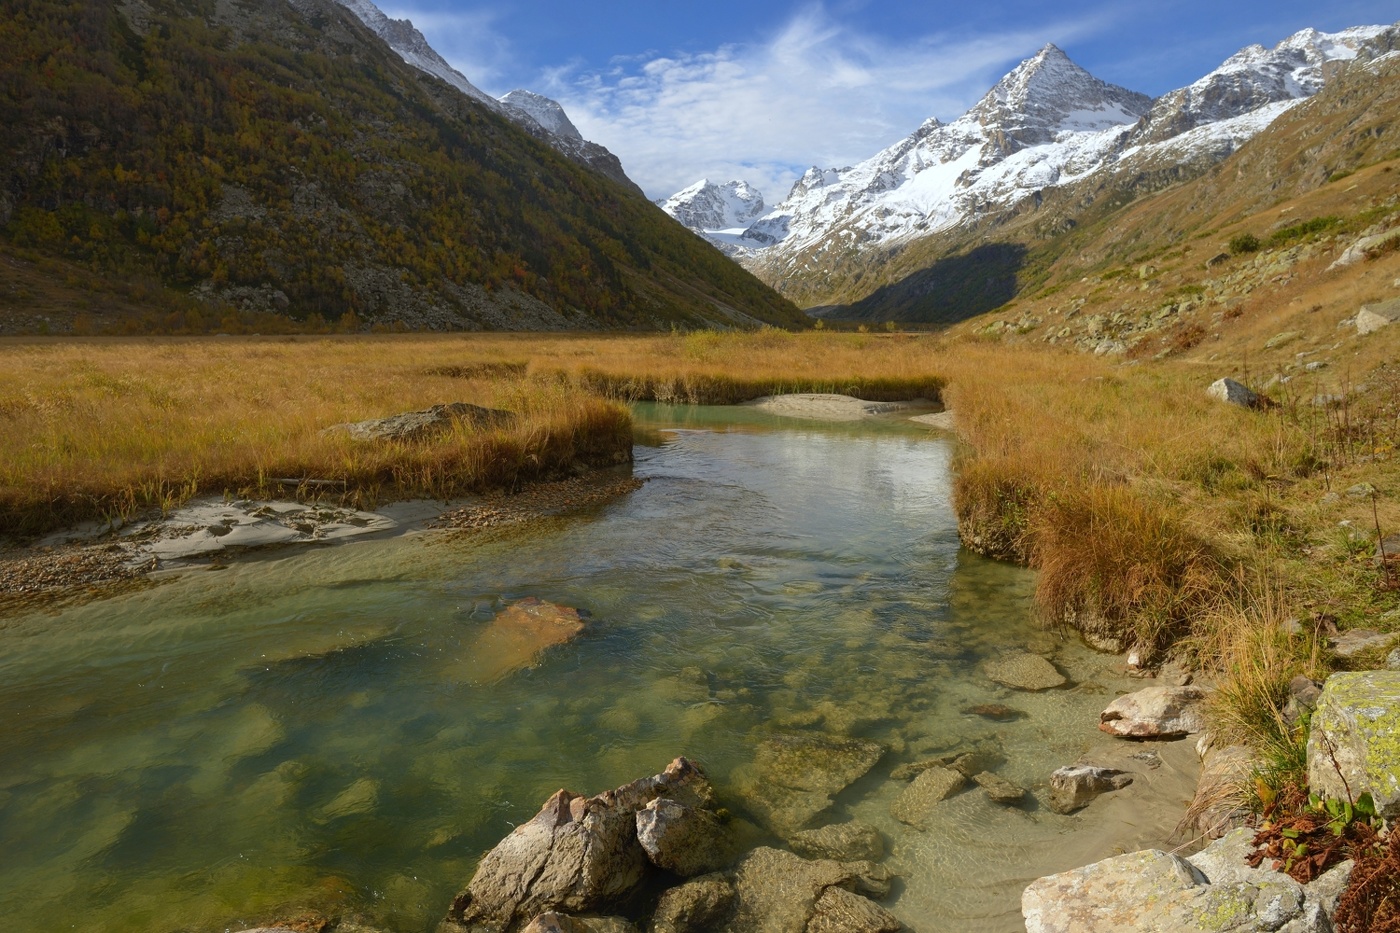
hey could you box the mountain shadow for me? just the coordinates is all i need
[825,243,1028,325]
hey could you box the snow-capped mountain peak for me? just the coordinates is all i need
[499,90,582,141]
[658,179,767,235]
[968,43,1151,147]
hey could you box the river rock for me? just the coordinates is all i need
[732,734,885,835]
[1047,765,1132,814]
[787,821,885,862]
[649,874,736,933]
[1099,685,1207,738]
[1023,829,1347,933]
[1357,298,1400,335]
[891,766,964,827]
[963,702,1026,721]
[521,915,637,933]
[445,757,716,932]
[1306,671,1400,820]
[725,847,899,933]
[452,598,591,685]
[983,652,1067,691]
[1206,377,1262,408]
[973,771,1026,804]
[326,402,514,441]
[636,797,727,877]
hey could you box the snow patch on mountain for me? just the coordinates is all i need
[657,180,767,244]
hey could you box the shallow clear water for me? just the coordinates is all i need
[0,405,1190,933]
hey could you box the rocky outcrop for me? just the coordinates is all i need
[1329,230,1400,269]
[1047,765,1133,814]
[1099,685,1208,739]
[326,402,514,442]
[450,598,592,685]
[983,652,1067,691]
[1355,298,1400,334]
[731,734,885,835]
[1306,671,1400,820]
[444,757,721,933]
[1023,828,1352,933]
[726,848,901,933]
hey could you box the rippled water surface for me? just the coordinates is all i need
[0,405,1192,933]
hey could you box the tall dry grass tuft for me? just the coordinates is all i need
[1032,483,1226,655]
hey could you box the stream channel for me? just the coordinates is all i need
[0,404,1196,933]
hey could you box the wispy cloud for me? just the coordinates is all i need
[541,4,1119,200]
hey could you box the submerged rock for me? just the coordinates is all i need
[444,757,719,933]
[636,797,728,877]
[732,733,885,835]
[1047,765,1132,815]
[1307,671,1400,820]
[890,766,964,827]
[1099,685,1207,739]
[983,652,1067,691]
[787,821,885,862]
[521,915,638,933]
[726,847,900,933]
[450,597,591,685]
[649,874,736,933]
[973,771,1026,805]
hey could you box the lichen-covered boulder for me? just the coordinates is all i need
[1021,829,1343,933]
[1306,671,1400,820]
[1099,685,1208,739]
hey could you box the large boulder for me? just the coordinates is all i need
[326,402,514,441]
[1206,378,1262,409]
[450,598,591,685]
[445,758,718,933]
[1047,765,1132,815]
[1306,671,1400,820]
[731,734,884,835]
[725,847,900,933]
[1099,685,1208,739]
[1357,299,1400,335]
[983,652,1067,691]
[1022,829,1350,932]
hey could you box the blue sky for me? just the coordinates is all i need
[378,0,1399,200]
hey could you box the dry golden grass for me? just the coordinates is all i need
[0,336,632,537]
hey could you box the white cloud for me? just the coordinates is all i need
[539,4,1119,200]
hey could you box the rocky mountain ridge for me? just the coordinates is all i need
[659,24,1399,317]
[332,0,641,194]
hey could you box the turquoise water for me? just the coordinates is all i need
[0,406,1184,933]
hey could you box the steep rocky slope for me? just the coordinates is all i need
[0,0,804,332]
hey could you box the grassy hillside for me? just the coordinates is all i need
[0,0,808,333]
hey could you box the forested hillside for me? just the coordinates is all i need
[0,0,807,332]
